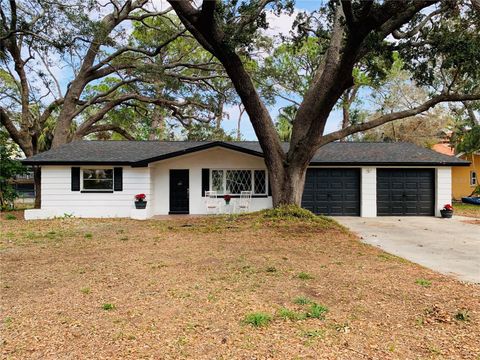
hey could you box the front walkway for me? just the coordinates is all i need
[335,216,480,283]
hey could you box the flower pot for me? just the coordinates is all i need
[225,200,230,205]
[135,200,147,209]
[440,209,453,218]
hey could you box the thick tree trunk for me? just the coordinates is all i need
[33,166,41,209]
[52,84,85,148]
[271,166,308,206]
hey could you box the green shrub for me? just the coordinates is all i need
[244,312,272,327]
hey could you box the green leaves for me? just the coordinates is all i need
[0,130,27,209]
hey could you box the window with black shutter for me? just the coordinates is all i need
[201,168,209,196]
[71,167,80,191]
[114,167,123,191]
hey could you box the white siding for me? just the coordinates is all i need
[361,167,377,217]
[435,167,452,217]
[26,166,151,219]
[151,147,272,215]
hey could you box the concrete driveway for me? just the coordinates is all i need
[335,216,480,283]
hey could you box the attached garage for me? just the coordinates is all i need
[377,169,435,216]
[302,168,360,216]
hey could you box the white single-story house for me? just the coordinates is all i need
[22,140,469,220]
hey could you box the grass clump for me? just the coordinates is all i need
[293,296,312,305]
[278,307,307,321]
[454,310,470,322]
[84,233,93,239]
[80,287,91,294]
[244,312,272,327]
[297,272,314,280]
[102,303,115,311]
[5,214,17,220]
[415,279,432,287]
[307,303,329,319]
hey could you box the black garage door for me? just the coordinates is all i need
[302,168,360,216]
[377,169,435,216]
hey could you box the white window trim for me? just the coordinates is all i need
[81,167,114,192]
[210,169,268,195]
[471,171,477,187]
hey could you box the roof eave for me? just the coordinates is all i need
[21,160,135,166]
[309,161,471,167]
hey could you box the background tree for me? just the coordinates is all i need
[0,129,26,209]
[168,0,480,206]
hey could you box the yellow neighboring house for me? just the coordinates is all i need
[433,143,479,200]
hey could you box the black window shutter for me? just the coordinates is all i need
[71,167,80,191]
[201,169,209,196]
[268,173,272,197]
[114,167,123,191]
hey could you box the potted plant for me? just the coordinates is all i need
[440,204,453,218]
[223,194,232,205]
[134,193,147,209]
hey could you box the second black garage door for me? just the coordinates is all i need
[302,168,360,216]
[377,169,435,216]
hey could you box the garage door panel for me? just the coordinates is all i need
[302,168,360,216]
[377,169,434,216]
[316,194,329,202]
[392,182,406,189]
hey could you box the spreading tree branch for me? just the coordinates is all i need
[322,93,480,144]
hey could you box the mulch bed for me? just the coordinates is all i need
[1,214,479,359]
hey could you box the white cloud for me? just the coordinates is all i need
[263,10,299,39]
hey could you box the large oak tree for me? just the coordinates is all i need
[168,0,480,206]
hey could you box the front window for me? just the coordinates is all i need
[83,169,113,190]
[471,171,478,186]
[211,169,267,195]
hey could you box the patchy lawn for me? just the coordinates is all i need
[454,202,480,218]
[1,210,479,359]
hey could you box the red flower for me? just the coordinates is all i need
[223,194,232,201]
[443,204,453,211]
[135,193,146,201]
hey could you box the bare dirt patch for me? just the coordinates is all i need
[1,213,479,359]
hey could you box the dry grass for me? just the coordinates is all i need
[1,211,479,359]
[454,203,480,218]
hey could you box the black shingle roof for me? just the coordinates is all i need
[22,140,470,166]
